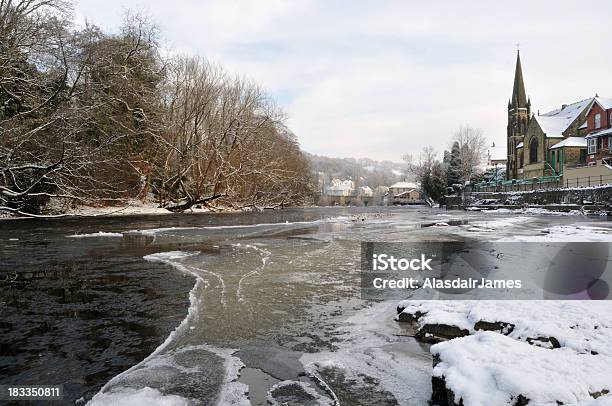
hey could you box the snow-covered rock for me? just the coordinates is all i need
[431,331,612,406]
[397,301,612,355]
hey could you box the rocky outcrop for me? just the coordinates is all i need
[474,320,515,335]
[396,306,469,343]
[415,324,470,344]
[525,336,561,349]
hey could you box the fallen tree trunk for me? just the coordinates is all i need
[163,193,224,212]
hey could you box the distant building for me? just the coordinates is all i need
[325,179,355,196]
[394,189,422,204]
[358,186,373,197]
[487,143,507,166]
[389,181,419,196]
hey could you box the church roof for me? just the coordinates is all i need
[511,51,528,108]
[537,98,593,138]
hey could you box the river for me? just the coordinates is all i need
[1,206,609,405]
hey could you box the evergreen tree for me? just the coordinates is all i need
[447,141,462,187]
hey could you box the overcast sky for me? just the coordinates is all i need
[75,1,612,162]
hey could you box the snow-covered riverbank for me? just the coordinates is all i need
[397,218,612,405]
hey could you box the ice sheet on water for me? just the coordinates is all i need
[88,387,188,406]
[123,217,352,235]
[92,251,250,405]
[267,380,334,406]
[504,224,612,242]
[143,251,200,262]
[89,344,249,406]
[67,231,123,238]
[300,301,432,405]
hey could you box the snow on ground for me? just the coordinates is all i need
[397,301,612,356]
[70,201,214,217]
[432,331,612,406]
[585,395,612,405]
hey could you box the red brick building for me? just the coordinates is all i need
[585,97,612,165]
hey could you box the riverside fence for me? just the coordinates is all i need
[472,173,612,193]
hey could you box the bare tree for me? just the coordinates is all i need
[403,146,446,201]
[152,56,313,212]
[1,4,164,216]
[452,125,487,183]
[0,2,313,216]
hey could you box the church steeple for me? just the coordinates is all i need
[506,49,530,181]
[511,50,528,109]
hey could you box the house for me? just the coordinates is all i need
[325,179,355,197]
[358,186,373,197]
[584,97,612,166]
[389,181,419,196]
[487,143,507,166]
[555,97,612,186]
[393,189,422,204]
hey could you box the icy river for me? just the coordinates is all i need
[1,206,611,405]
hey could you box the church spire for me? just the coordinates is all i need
[511,50,528,109]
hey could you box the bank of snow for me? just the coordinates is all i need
[398,300,612,405]
[432,332,612,406]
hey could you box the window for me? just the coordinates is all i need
[595,113,601,129]
[588,138,597,154]
[529,137,538,164]
[609,136,612,152]
[610,112,612,126]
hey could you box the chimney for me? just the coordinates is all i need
[561,104,568,110]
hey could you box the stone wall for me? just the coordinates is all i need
[467,185,612,206]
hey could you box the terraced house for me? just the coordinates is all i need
[505,51,611,185]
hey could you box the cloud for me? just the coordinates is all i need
[75,0,612,161]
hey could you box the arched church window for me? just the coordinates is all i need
[529,137,538,164]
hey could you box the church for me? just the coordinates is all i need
[505,52,611,181]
